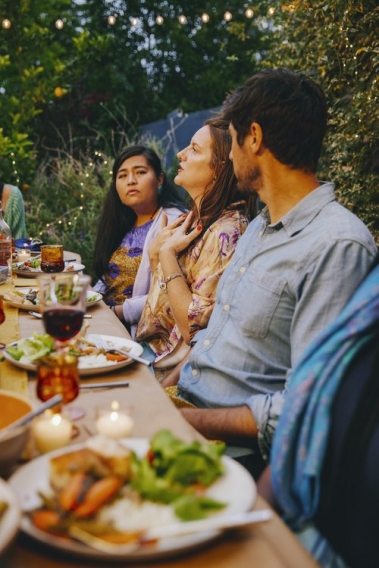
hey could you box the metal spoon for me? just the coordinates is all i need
[29,311,92,319]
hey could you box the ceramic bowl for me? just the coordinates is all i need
[0,390,33,478]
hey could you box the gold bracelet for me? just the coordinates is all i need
[159,272,184,291]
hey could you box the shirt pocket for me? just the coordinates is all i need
[234,267,286,338]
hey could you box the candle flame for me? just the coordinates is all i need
[51,414,62,426]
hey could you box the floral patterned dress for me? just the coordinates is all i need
[136,202,249,367]
[95,221,153,306]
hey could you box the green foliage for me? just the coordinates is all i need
[263,0,379,239]
[24,151,113,284]
[0,1,268,185]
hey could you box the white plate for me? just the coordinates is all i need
[9,439,256,561]
[3,290,103,311]
[0,478,21,555]
[12,262,85,278]
[3,334,144,377]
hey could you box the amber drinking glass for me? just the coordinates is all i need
[40,244,65,273]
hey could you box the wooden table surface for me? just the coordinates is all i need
[1,259,319,568]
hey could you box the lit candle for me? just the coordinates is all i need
[17,249,31,263]
[95,401,134,439]
[32,411,73,453]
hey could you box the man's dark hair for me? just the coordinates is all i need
[221,68,328,173]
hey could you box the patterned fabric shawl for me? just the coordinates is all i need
[271,261,379,528]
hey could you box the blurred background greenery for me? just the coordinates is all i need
[1,0,377,282]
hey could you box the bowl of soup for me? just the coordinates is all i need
[0,390,33,478]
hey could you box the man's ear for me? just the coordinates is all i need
[250,122,263,153]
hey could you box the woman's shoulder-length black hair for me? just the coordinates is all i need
[93,145,187,282]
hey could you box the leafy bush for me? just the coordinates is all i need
[24,151,112,284]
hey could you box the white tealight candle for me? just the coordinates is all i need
[17,249,31,263]
[95,403,134,439]
[32,411,73,453]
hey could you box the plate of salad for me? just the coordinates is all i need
[3,289,102,311]
[3,333,144,376]
[9,430,257,560]
[12,259,85,278]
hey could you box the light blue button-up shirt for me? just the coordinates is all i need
[177,183,377,459]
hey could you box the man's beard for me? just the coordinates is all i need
[236,164,262,195]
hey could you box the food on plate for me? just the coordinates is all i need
[12,259,76,273]
[5,332,130,367]
[3,290,35,306]
[4,289,101,309]
[29,430,226,545]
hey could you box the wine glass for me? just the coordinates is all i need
[37,273,90,350]
[36,273,90,421]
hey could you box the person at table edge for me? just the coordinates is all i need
[161,68,377,474]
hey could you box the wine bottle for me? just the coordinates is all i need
[0,200,12,267]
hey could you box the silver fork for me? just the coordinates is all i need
[91,334,150,366]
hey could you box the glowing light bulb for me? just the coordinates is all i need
[156,15,164,25]
[130,17,138,26]
[224,11,232,22]
[268,7,276,16]
[2,19,11,29]
[55,19,64,29]
[178,15,187,24]
[107,15,116,25]
[245,8,254,18]
[201,13,210,23]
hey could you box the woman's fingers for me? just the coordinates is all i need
[160,212,168,228]
[167,211,192,231]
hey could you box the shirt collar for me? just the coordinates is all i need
[261,182,335,236]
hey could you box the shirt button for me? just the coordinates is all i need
[192,369,198,376]
[223,304,230,312]
[239,266,246,274]
[203,339,210,346]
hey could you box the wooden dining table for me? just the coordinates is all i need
[0,257,319,568]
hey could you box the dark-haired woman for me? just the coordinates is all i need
[93,146,187,337]
[258,256,379,568]
[135,120,256,377]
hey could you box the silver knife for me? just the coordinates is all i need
[80,380,129,390]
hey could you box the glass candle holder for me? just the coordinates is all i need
[32,410,73,453]
[95,401,134,439]
[17,249,31,263]
[40,244,64,273]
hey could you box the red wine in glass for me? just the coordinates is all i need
[37,273,91,422]
[43,308,84,342]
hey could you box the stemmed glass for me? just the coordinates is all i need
[36,273,90,419]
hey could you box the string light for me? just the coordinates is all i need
[130,17,138,26]
[201,13,210,23]
[245,8,254,18]
[107,15,116,25]
[178,15,187,24]
[156,15,164,25]
[268,7,276,17]
[55,19,64,29]
[2,19,11,29]
[224,11,232,22]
